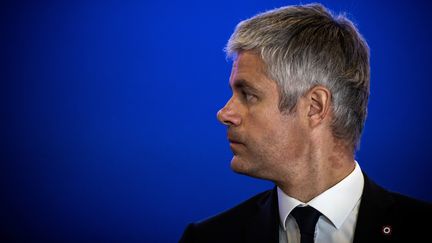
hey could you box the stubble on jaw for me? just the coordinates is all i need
[233,113,311,183]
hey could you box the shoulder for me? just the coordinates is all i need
[197,189,273,225]
[386,190,432,240]
[365,174,431,213]
[179,189,275,243]
[388,190,432,217]
[357,175,432,241]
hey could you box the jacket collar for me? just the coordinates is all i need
[242,173,398,243]
[353,173,396,242]
[243,187,280,243]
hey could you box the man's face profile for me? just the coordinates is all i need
[217,51,310,182]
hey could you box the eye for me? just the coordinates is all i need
[241,90,258,103]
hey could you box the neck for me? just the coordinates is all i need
[275,139,355,203]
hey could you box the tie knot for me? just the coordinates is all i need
[291,206,322,237]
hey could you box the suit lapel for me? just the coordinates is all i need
[353,174,396,243]
[240,174,398,243]
[243,187,280,243]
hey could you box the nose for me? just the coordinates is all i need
[217,98,241,126]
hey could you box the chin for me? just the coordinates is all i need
[230,156,250,173]
[230,156,262,178]
[230,156,277,181]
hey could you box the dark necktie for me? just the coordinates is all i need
[291,206,322,243]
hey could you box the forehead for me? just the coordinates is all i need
[230,51,271,88]
[232,52,266,76]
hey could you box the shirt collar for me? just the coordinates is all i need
[277,161,364,230]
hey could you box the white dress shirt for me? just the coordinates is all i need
[278,161,364,243]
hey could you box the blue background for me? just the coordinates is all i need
[2,0,431,242]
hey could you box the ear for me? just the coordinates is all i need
[306,85,331,127]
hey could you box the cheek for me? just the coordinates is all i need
[264,119,308,157]
[244,110,306,151]
[251,121,287,153]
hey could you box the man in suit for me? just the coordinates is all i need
[180,3,431,243]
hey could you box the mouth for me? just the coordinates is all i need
[228,134,243,145]
[229,139,243,145]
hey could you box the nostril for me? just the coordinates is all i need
[217,100,240,126]
[217,108,230,126]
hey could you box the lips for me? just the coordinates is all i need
[229,138,242,144]
[227,132,243,144]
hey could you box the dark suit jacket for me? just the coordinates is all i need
[179,174,432,242]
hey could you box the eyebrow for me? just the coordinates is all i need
[230,79,262,95]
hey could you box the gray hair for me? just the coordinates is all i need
[225,3,370,151]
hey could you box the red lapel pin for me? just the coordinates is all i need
[382,225,392,236]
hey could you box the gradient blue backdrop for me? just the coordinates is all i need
[2,0,431,242]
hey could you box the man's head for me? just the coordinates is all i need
[217,4,370,181]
